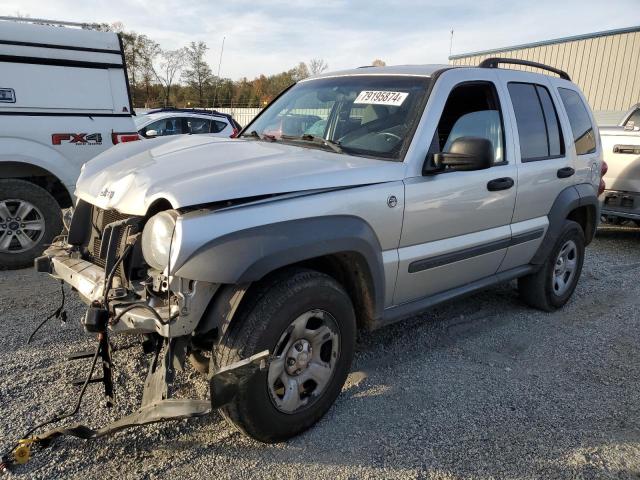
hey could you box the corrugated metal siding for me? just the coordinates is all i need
[450,30,640,113]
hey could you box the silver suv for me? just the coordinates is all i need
[35,59,603,445]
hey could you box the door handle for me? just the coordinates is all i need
[487,177,514,191]
[557,167,575,178]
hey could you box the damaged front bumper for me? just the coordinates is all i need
[5,242,269,470]
[35,242,216,338]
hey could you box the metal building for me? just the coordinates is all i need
[449,26,640,125]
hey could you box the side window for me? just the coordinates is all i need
[432,82,505,164]
[625,109,640,129]
[211,120,228,133]
[558,88,596,155]
[507,83,564,161]
[186,118,211,134]
[143,118,183,137]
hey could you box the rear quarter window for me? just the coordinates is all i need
[558,88,596,155]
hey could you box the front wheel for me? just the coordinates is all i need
[518,220,585,312]
[0,179,63,270]
[213,269,356,443]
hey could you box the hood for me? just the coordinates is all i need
[76,135,406,215]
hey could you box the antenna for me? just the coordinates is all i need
[212,36,226,108]
[449,28,454,57]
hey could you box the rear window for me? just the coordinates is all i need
[507,82,564,161]
[211,120,228,133]
[558,88,596,155]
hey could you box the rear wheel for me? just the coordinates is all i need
[213,268,356,443]
[0,179,63,270]
[518,220,585,312]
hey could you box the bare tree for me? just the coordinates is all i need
[308,58,329,75]
[372,59,386,67]
[138,37,161,107]
[154,48,186,107]
[291,62,310,81]
[183,41,213,106]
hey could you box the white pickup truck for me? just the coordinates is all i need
[600,104,640,225]
[0,19,138,269]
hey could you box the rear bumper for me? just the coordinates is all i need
[601,189,640,220]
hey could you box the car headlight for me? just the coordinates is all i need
[142,210,178,270]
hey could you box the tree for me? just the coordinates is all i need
[308,58,329,75]
[372,59,386,67]
[137,36,161,107]
[154,48,186,107]
[183,41,213,106]
[291,62,310,82]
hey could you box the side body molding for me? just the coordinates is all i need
[531,183,599,265]
[174,215,386,319]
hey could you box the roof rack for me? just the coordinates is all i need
[478,57,571,81]
[0,16,103,30]
[147,107,226,116]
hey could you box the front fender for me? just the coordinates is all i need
[174,215,386,318]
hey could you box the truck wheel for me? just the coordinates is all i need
[0,179,63,270]
[214,268,356,442]
[518,220,585,312]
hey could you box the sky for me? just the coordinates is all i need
[4,0,640,80]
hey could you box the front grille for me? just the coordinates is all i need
[85,206,136,277]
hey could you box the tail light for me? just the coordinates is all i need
[598,160,608,196]
[230,127,239,138]
[112,132,141,145]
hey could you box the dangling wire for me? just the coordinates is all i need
[27,281,66,344]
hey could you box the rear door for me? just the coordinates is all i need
[496,72,574,271]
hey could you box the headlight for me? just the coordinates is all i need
[142,210,178,270]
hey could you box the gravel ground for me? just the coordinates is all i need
[1,224,640,479]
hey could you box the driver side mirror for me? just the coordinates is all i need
[145,129,158,138]
[424,137,494,174]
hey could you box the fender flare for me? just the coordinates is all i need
[0,138,79,194]
[531,184,599,265]
[174,215,386,319]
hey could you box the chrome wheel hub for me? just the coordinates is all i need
[268,309,340,414]
[0,199,45,253]
[285,339,313,375]
[552,239,578,296]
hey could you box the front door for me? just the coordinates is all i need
[394,73,517,305]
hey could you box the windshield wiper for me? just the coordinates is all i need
[240,130,277,142]
[281,134,343,154]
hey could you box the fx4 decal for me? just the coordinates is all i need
[52,133,103,145]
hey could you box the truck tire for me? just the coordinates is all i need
[518,220,585,312]
[213,268,356,443]
[0,179,63,270]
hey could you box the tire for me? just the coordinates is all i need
[0,179,63,270]
[214,268,356,443]
[518,220,585,312]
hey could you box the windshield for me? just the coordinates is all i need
[243,75,430,160]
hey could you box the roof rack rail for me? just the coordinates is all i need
[0,16,103,29]
[478,57,571,81]
[147,107,225,116]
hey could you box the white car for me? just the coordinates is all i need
[0,18,138,270]
[135,109,240,139]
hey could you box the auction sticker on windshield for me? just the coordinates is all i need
[354,91,408,106]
